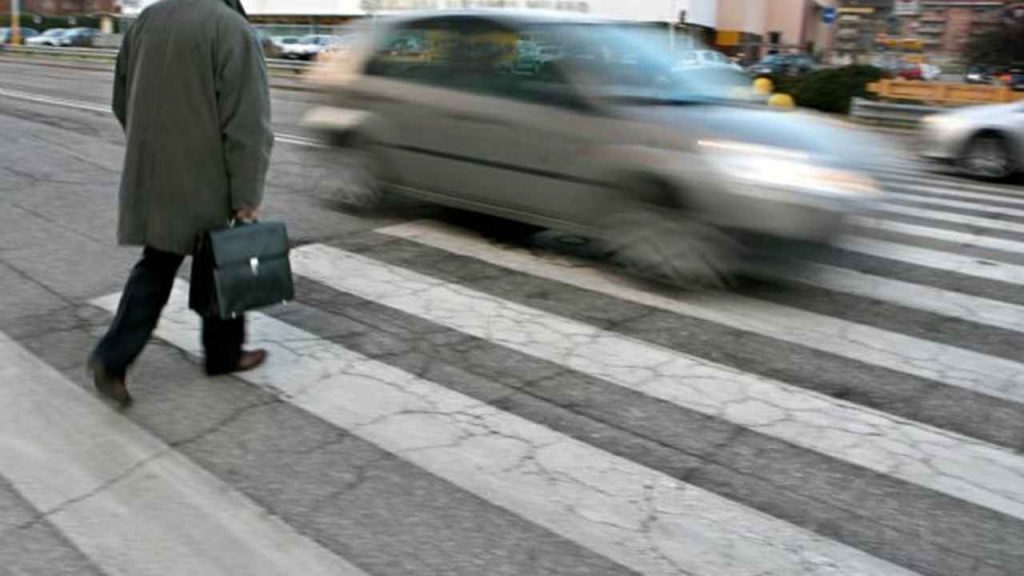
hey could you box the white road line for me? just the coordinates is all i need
[0,332,367,576]
[91,286,920,576]
[884,192,1024,218]
[766,260,1024,334]
[0,87,326,148]
[0,86,108,113]
[839,235,1024,285]
[873,202,1024,235]
[378,219,1024,405]
[849,216,1024,255]
[291,243,1024,522]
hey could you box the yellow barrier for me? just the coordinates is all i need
[867,79,1024,105]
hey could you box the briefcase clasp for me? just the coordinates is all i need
[250,257,260,276]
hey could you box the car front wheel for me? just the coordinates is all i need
[959,132,1017,180]
[601,205,741,289]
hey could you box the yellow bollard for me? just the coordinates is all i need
[768,93,795,110]
[752,77,774,96]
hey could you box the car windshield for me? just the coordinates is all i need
[43,29,64,36]
[544,24,754,104]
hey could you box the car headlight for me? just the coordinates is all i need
[698,139,881,199]
[921,114,961,129]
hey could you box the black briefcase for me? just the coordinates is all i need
[189,221,294,320]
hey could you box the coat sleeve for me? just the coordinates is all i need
[215,17,274,212]
[112,23,132,130]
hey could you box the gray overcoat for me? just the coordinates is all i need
[113,0,273,255]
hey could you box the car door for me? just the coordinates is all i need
[348,17,495,196]
[392,17,609,225]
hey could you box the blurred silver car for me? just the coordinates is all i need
[920,102,1024,179]
[304,11,881,283]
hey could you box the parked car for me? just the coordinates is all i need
[895,61,923,81]
[278,34,341,61]
[254,29,282,58]
[0,27,40,44]
[748,53,815,77]
[676,49,743,72]
[920,63,942,81]
[996,63,1024,91]
[25,28,69,47]
[920,101,1024,179]
[304,12,882,284]
[964,64,994,84]
[62,27,99,47]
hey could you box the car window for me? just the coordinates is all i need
[366,17,586,110]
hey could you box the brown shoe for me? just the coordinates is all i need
[208,349,268,376]
[89,360,132,408]
[235,349,268,373]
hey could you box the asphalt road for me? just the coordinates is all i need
[2,58,1024,576]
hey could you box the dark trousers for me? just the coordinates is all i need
[92,246,244,377]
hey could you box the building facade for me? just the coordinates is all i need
[715,0,837,61]
[836,0,1011,60]
[901,0,1006,56]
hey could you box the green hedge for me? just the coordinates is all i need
[771,65,886,115]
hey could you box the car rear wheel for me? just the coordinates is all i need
[601,206,741,289]
[332,146,387,209]
[959,133,1016,180]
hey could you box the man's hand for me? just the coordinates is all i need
[235,206,259,223]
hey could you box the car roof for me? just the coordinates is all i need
[376,9,608,27]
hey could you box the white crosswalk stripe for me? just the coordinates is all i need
[849,216,1024,255]
[90,286,919,576]
[759,258,1024,333]
[874,202,1024,235]
[884,192,1024,217]
[289,243,1024,522]
[838,235,1024,285]
[882,184,1024,208]
[380,219,1024,405]
[0,332,369,576]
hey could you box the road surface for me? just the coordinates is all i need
[2,59,1024,576]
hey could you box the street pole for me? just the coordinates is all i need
[11,0,21,45]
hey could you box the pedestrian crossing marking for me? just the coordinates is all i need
[884,185,1024,208]
[849,216,1024,255]
[760,259,1024,333]
[379,219,1024,405]
[875,202,1024,235]
[884,192,1024,218]
[838,235,1024,285]
[0,332,369,576]
[90,285,921,576]
[289,243,1024,522]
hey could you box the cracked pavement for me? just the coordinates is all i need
[3,58,1024,576]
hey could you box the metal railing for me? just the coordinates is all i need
[0,45,313,74]
[849,97,938,128]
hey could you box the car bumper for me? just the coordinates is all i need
[917,120,967,162]
[699,181,872,243]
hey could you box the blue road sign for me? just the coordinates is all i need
[823,7,837,24]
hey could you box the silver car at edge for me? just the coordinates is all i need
[920,101,1024,180]
[303,11,883,284]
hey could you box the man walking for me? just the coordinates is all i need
[90,0,274,406]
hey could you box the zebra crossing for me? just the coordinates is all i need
[3,158,1024,576]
